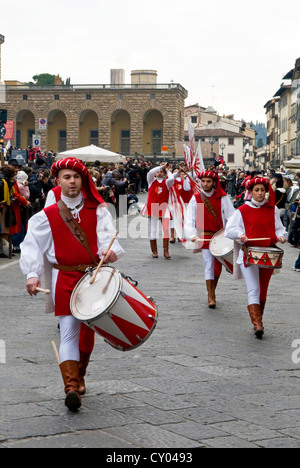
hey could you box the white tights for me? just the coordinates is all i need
[150,217,170,240]
[202,249,215,280]
[240,263,260,305]
[58,315,81,363]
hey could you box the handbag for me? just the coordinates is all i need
[5,205,17,228]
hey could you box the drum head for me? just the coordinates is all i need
[71,266,121,321]
[248,247,280,253]
[209,229,234,257]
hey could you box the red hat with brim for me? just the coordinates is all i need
[197,170,226,198]
[246,177,275,207]
[51,158,105,206]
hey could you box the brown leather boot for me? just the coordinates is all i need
[150,240,158,258]
[78,351,91,396]
[247,304,264,339]
[59,360,81,411]
[260,301,266,316]
[170,228,176,243]
[206,280,216,309]
[163,239,171,259]
[212,277,219,306]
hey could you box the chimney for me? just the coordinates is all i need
[55,74,63,85]
[110,69,125,87]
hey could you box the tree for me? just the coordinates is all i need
[32,74,56,86]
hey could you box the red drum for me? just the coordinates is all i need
[209,228,234,274]
[245,246,284,269]
[70,266,158,351]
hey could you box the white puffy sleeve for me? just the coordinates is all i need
[221,196,236,227]
[96,205,125,259]
[20,211,53,279]
[275,206,288,240]
[184,196,198,240]
[224,209,245,241]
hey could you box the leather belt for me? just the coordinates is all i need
[53,263,97,272]
[198,231,215,237]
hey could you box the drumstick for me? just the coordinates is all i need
[51,341,61,365]
[36,287,51,295]
[242,238,271,242]
[90,230,119,285]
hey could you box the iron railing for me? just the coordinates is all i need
[5,82,188,97]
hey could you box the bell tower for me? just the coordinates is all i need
[0,34,4,82]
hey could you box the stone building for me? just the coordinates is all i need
[265,57,300,171]
[0,69,188,157]
[182,104,256,169]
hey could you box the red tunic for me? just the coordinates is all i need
[52,185,62,202]
[239,204,277,248]
[9,182,28,235]
[194,192,223,249]
[174,179,193,204]
[142,179,170,218]
[44,201,99,316]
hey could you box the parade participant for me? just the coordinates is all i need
[225,177,287,338]
[20,158,124,411]
[185,170,235,308]
[169,168,193,243]
[141,163,174,259]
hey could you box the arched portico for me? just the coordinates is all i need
[47,110,67,152]
[110,109,131,155]
[16,110,35,149]
[143,109,163,156]
[79,110,99,147]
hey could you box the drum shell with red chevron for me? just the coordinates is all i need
[70,266,158,351]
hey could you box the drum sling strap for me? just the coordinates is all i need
[56,199,98,270]
[200,192,223,230]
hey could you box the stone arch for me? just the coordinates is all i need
[15,109,35,149]
[110,109,131,155]
[108,100,136,118]
[47,109,67,153]
[78,109,99,147]
[142,109,164,156]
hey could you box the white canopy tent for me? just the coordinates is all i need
[56,145,127,163]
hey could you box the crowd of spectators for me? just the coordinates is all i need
[0,151,158,257]
[1,148,300,262]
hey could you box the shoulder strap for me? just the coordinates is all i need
[57,199,97,265]
[200,192,223,229]
[275,193,284,206]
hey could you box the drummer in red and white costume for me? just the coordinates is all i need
[169,168,193,242]
[141,163,174,259]
[20,158,124,411]
[225,177,287,338]
[185,170,235,308]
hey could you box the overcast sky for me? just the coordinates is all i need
[1,0,299,123]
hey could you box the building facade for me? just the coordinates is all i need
[0,70,188,157]
[265,57,300,171]
[182,104,256,169]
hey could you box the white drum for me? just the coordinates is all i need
[70,266,158,351]
[209,228,234,274]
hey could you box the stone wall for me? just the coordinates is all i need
[3,84,187,155]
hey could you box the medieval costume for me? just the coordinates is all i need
[169,170,193,243]
[141,165,174,259]
[20,158,124,410]
[185,170,235,308]
[225,177,287,338]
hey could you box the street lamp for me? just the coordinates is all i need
[208,137,216,160]
[220,142,226,161]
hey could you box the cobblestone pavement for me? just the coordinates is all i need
[1,195,300,448]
